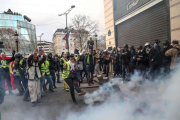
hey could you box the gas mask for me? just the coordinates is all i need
[146,48,151,54]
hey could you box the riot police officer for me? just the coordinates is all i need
[162,40,172,73]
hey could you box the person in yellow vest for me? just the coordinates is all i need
[0,51,15,95]
[84,51,95,86]
[60,53,69,91]
[63,57,86,105]
[40,57,55,92]
[13,53,26,96]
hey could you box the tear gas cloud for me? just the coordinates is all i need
[61,68,180,120]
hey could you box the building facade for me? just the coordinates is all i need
[170,0,180,42]
[104,0,180,49]
[37,41,54,55]
[53,29,76,55]
[0,9,37,55]
[104,0,115,49]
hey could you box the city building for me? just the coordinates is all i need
[104,0,179,49]
[0,9,37,55]
[37,40,54,55]
[104,0,115,49]
[170,0,180,42]
[53,29,76,55]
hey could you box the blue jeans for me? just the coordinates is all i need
[40,75,53,91]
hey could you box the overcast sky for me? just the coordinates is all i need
[0,0,105,42]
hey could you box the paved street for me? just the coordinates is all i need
[0,81,98,120]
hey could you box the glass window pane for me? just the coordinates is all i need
[5,15,9,19]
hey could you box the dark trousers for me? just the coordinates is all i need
[20,74,28,90]
[1,73,12,93]
[119,62,122,76]
[65,77,82,102]
[56,71,60,82]
[103,64,109,77]
[50,71,56,86]
[24,88,29,99]
[14,76,24,94]
[122,64,130,81]
[113,63,119,77]
[87,70,94,84]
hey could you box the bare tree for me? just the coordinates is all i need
[0,28,22,53]
[97,35,106,50]
[71,14,98,52]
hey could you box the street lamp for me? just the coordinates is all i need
[14,31,19,52]
[58,5,76,28]
[37,33,44,49]
[95,33,98,50]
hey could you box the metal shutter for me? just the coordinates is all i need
[116,1,168,49]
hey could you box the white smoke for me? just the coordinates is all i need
[61,68,180,120]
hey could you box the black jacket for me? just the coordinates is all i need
[121,49,131,65]
[148,48,161,66]
[84,55,95,71]
[54,58,60,72]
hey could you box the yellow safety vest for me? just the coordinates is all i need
[0,60,9,68]
[62,62,70,79]
[87,55,94,64]
[41,61,50,75]
[61,57,67,63]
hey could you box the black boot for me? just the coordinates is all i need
[32,102,36,107]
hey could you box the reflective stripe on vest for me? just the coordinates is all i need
[61,57,67,63]
[0,60,9,68]
[62,62,70,79]
[75,57,79,61]
[41,61,50,75]
[19,59,23,70]
[87,55,94,64]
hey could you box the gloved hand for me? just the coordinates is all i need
[12,50,16,55]
[14,73,17,78]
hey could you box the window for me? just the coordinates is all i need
[5,15,9,19]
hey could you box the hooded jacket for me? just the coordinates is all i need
[165,44,180,70]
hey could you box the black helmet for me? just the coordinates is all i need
[130,45,134,50]
[163,40,170,46]
[47,53,52,59]
[137,45,143,50]
[123,44,128,49]
[155,39,160,44]
[54,54,58,57]
[15,53,23,59]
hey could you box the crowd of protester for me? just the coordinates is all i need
[0,38,180,106]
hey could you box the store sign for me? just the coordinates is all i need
[114,0,153,21]
[127,0,140,10]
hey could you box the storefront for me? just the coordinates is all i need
[114,0,170,48]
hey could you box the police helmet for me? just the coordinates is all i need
[163,40,170,46]
[137,45,143,50]
[130,45,134,50]
[15,52,23,59]
[144,42,150,47]
[123,44,129,49]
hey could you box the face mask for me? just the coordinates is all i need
[146,48,150,54]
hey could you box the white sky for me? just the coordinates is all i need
[0,0,105,42]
